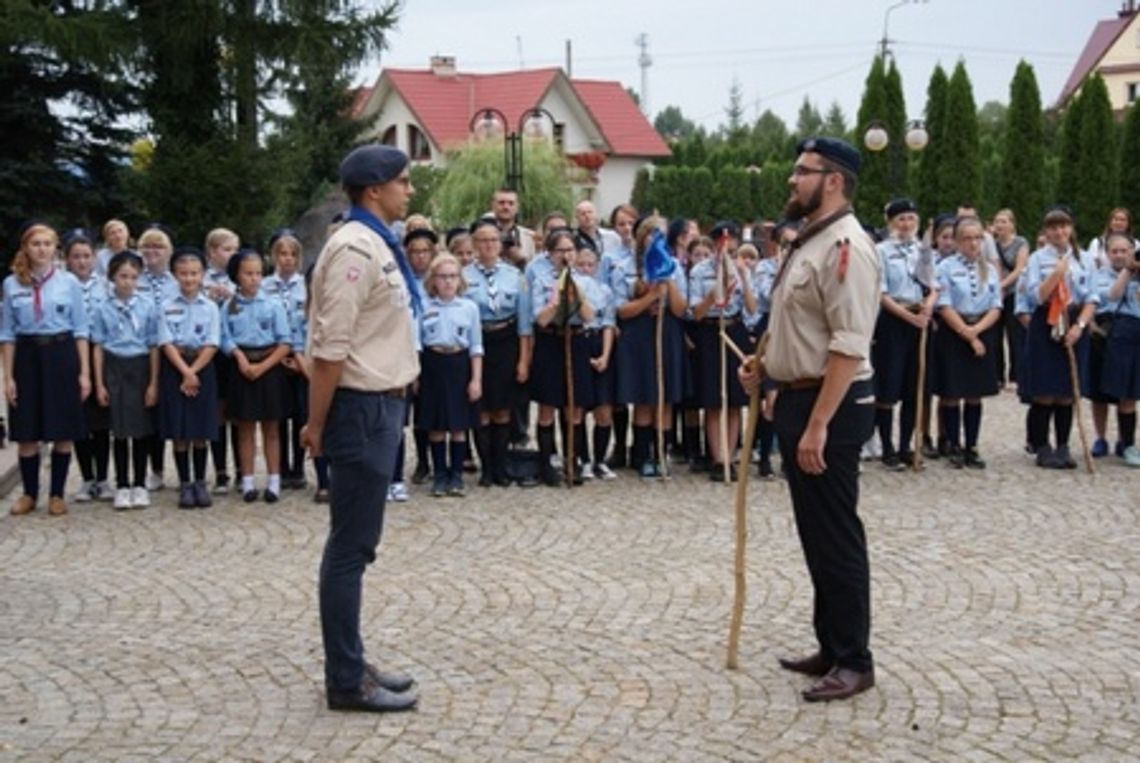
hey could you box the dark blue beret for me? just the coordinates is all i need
[884,198,918,220]
[404,228,438,247]
[709,220,741,242]
[226,247,264,283]
[796,136,861,175]
[170,245,207,272]
[339,144,410,187]
[445,226,469,247]
[932,213,957,233]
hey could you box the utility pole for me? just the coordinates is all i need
[636,33,651,115]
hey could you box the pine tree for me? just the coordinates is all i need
[937,61,980,213]
[1117,98,1140,228]
[854,56,890,221]
[1075,73,1117,241]
[794,97,823,140]
[1056,87,1085,211]
[915,65,949,222]
[1000,61,1047,232]
[884,59,908,201]
[725,78,747,142]
[822,101,848,139]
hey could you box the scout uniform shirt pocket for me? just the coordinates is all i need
[783,262,816,305]
[381,262,408,308]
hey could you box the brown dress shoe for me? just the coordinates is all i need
[802,666,875,702]
[48,497,68,516]
[778,652,833,677]
[10,495,36,516]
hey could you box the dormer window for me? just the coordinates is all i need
[408,124,430,160]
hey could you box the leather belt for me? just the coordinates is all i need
[428,345,465,355]
[537,325,585,336]
[700,316,742,326]
[777,377,823,391]
[18,331,73,345]
[239,345,274,361]
[483,318,517,332]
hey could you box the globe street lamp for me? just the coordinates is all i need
[469,106,556,192]
[863,118,928,192]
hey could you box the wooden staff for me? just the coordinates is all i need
[1065,343,1094,475]
[912,323,929,470]
[727,332,768,670]
[655,290,668,479]
[564,322,575,487]
[718,308,730,483]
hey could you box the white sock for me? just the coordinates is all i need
[268,474,281,494]
[242,475,255,493]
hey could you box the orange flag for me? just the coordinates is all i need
[1046,277,1071,328]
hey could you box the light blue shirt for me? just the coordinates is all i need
[0,270,90,340]
[1093,265,1140,319]
[577,274,615,330]
[1024,245,1098,309]
[877,238,928,304]
[609,249,687,310]
[92,294,159,358]
[745,257,779,330]
[262,272,307,339]
[935,254,1002,316]
[75,274,111,319]
[1014,271,1033,316]
[463,260,528,334]
[220,292,291,354]
[528,265,599,328]
[157,292,220,349]
[204,266,235,305]
[419,296,484,355]
[522,254,557,335]
[138,270,180,313]
[687,257,746,318]
[598,242,632,286]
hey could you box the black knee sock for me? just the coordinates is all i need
[963,403,983,449]
[74,437,95,481]
[150,435,164,475]
[114,438,130,488]
[1118,411,1137,448]
[19,453,40,498]
[875,406,894,455]
[1028,403,1050,448]
[474,426,492,477]
[491,422,511,481]
[229,424,240,478]
[49,451,70,498]
[290,417,303,476]
[593,425,612,467]
[898,397,917,454]
[174,449,191,484]
[631,425,650,468]
[278,418,290,475]
[132,439,149,487]
[1054,404,1073,447]
[757,417,775,460]
[92,430,110,481]
[613,407,629,459]
[212,426,228,477]
[430,440,447,480]
[574,423,588,466]
[537,424,556,478]
[192,445,208,482]
[448,440,466,480]
[941,405,961,449]
[414,428,429,469]
[683,424,701,460]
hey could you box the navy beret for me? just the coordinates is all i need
[709,220,741,241]
[170,245,207,272]
[884,198,918,220]
[445,226,469,247]
[339,144,410,187]
[226,247,264,283]
[404,228,438,247]
[932,213,957,233]
[795,136,861,175]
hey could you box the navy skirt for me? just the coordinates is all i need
[228,347,287,421]
[1101,314,1140,400]
[84,343,112,432]
[159,352,219,441]
[481,321,520,412]
[691,319,750,409]
[9,333,86,443]
[213,353,232,403]
[1021,307,1090,399]
[1087,315,1117,403]
[104,352,154,438]
[417,349,478,432]
[529,329,598,409]
[680,320,702,408]
[585,330,615,407]
[931,319,1000,399]
[615,311,687,406]
[872,310,922,404]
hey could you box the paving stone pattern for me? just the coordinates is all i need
[1,391,1138,761]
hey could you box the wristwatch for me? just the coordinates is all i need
[1077,319,1088,331]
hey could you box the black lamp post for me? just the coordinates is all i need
[468,106,556,192]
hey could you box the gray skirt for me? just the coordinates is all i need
[105,352,154,438]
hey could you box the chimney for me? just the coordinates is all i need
[1121,1,1137,18]
[430,55,456,77]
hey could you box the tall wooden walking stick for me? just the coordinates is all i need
[727,332,768,670]
[912,323,929,470]
[1065,343,1094,475]
[564,323,575,487]
[717,246,730,483]
[655,290,668,479]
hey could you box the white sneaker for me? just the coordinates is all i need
[389,482,409,502]
[145,471,164,491]
[594,463,617,480]
[131,486,150,508]
[1124,445,1140,467]
[580,463,595,480]
[72,480,96,503]
[94,481,114,501]
[113,487,132,510]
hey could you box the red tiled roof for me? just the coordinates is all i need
[1058,14,1134,106]
[357,65,670,158]
[570,79,671,157]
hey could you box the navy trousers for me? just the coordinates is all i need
[319,389,405,692]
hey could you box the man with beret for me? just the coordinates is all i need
[740,136,881,702]
[302,143,421,713]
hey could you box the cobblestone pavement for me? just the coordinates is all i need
[1,391,1138,762]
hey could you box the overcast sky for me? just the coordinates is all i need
[366,0,1123,132]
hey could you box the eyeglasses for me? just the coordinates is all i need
[551,246,576,254]
[435,273,459,280]
[792,165,832,177]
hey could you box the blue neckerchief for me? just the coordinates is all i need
[346,206,423,316]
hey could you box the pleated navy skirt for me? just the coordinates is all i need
[9,333,86,443]
[1101,314,1140,400]
[159,353,218,441]
[417,349,478,432]
[872,310,922,404]
[690,319,751,409]
[528,329,598,409]
[1021,307,1090,399]
[931,320,1000,399]
[614,312,687,406]
[480,322,520,412]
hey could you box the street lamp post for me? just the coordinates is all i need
[879,0,930,61]
[864,119,928,193]
[468,106,557,192]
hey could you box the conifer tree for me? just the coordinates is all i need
[1000,61,1047,231]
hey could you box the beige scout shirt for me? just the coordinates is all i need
[307,220,420,392]
[764,213,880,383]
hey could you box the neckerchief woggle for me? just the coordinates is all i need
[346,206,423,317]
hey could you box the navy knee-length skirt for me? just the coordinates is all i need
[1101,314,1140,400]
[9,333,86,443]
[417,348,479,432]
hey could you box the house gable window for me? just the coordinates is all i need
[408,124,431,160]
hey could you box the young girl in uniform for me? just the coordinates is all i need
[919,213,959,459]
[1095,232,1140,462]
[572,246,617,480]
[1023,207,1099,469]
[418,254,483,496]
[263,230,308,488]
[93,252,160,509]
[220,249,292,503]
[96,218,131,276]
[64,230,113,502]
[3,223,90,517]
[203,228,240,494]
[932,216,1003,468]
[403,228,437,487]
[137,226,180,490]
[158,247,220,508]
[681,234,713,472]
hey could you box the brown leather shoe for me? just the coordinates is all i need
[802,666,875,702]
[48,497,68,516]
[778,652,833,677]
[10,495,36,516]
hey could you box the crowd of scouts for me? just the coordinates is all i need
[4,191,1139,516]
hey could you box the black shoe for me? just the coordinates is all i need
[326,684,418,713]
[478,473,493,488]
[608,450,627,470]
[430,477,448,497]
[1054,445,1077,469]
[411,462,430,485]
[897,451,915,469]
[243,489,259,503]
[178,483,196,509]
[263,489,280,504]
[364,662,415,694]
[881,453,905,471]
[462,459,478,474]
[937,439,951,458]
[689,454,708,473]
[758,458,774,480]
[516,474,538,488]
[964,448,986,469]
[921,438,940,460]
[193,481,212,508]
[947,447,965,469]
[313,487,330,503]
[1035,445,1055,468]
